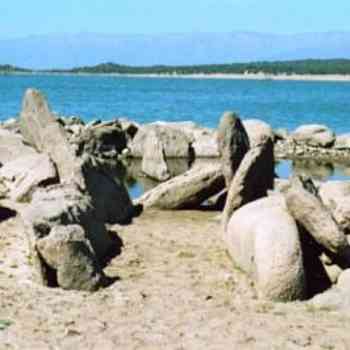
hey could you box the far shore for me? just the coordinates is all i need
[2,71,350,82]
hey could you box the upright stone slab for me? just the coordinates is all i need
[217,112,250,187]
[222,138,275,229]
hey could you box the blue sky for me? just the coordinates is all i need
[1,0,350,39]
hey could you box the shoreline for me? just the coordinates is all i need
[2,71,350,82]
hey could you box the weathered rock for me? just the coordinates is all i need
[0,154,58,202]
[284,177,350,262]
[19,89,80,181]
[0,117,21,133]
[217,112,250,187]
[324,264,342,284]
[224,196,306,302]
[129,123,191,158]
[0,129,36,164]
[21,184,115,262]
[222,138,275,229]
[242,119,274,147]
[135,164,225,210]
[334,133,350,149]
[291,124,335,148]
[141,130,170,181]
[19,89,135,225]
[319,181,350,234]
[293,159,334,181]
[75,120,127,158]
[36,225,105,291]
[190,128,220,158]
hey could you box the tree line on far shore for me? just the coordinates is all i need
[3,59,350,75]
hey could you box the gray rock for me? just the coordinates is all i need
[284,177,350,261]
[222,138,274,229]
[129,123,191,158]
[217,112,250,187]
[19,89,80,181]
[337,269,350,290]
[319,181,350,234]
[19,89,134,225]
[224,196,306,302]
[136,164,225,210]
[141,129,170,181]
[291,124,335,148]
[242,119,274,147]
[334,133,350,149]
[36,225,105,291]
[0,154,58,202]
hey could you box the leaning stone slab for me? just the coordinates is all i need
[217,112,250,187]
[36,225,106,291]
[224,196,306,302]
[222,138,274,229]
[319,181,350,235]
[0,154,58,202]
[284,177,350,261]
[135,164,225,210]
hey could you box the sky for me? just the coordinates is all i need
[1,0,350,39]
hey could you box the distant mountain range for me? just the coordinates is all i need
[1,31,350,69]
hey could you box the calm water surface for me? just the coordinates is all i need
[1,74,350,133]
[1,74,350,192]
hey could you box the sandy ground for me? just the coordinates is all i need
[1,208,350,349]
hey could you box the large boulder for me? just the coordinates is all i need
[291,124,335,148]
[242,119,274,148]
[319,181,350,235]
[135,163,225,209]
[36,225,106,291]
[217,112,250,187]
[141,129,170,181]
[0,154,58,202]
[224,196,306,301]
[0,129,36,164]
[129,123,191,158]
[222,138,274,229]
[284,177,350,263]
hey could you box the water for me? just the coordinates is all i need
[1,74,350,134]
[1,74,350,193]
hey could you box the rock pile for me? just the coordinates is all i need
[0,89,137,291]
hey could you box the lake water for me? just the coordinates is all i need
[1,74,350,192]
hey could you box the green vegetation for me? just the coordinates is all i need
[0,64,30,73]
[3,59,350,75]
[61,59,350,75]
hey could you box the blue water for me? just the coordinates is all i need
[1,74,350,134]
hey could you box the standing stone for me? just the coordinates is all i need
[222,138,275,229]
[141,129,170,181]
[242,119,274,148]
[217,112,250,187]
